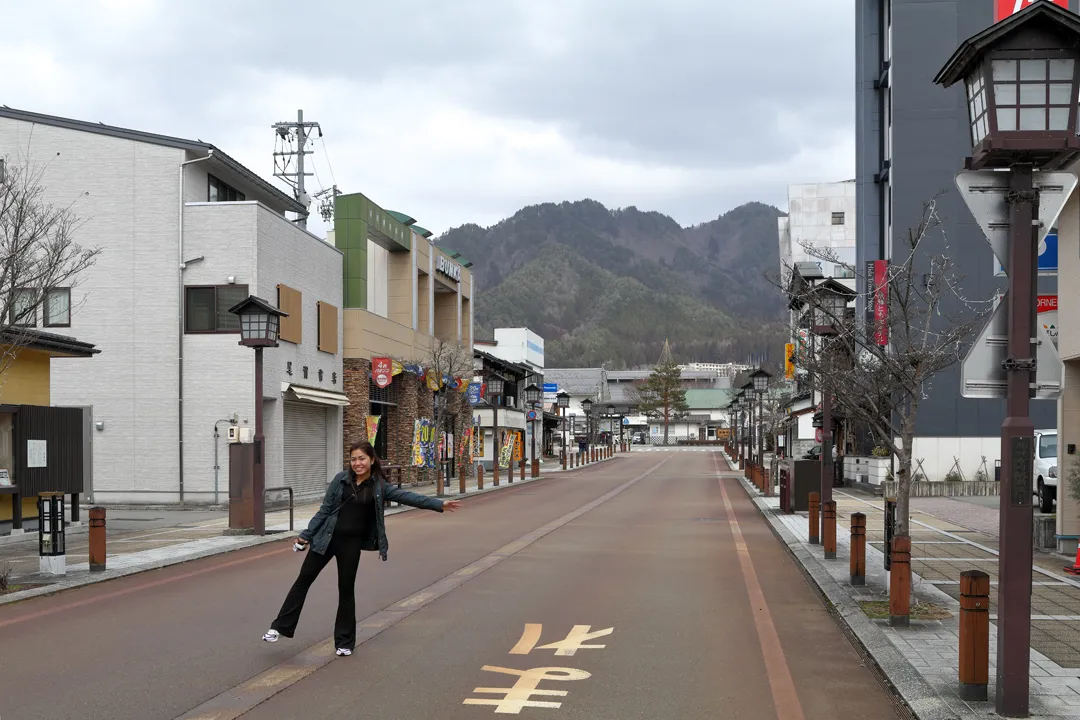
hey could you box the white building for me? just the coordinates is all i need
[777,181,858,287]
[0,107,346,506]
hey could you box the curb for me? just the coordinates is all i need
[721,454,964,720]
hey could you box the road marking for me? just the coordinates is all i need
[463,666,591,714]
[509,623,613,656]
[0,546,286,629]
[714,454,806,720]
[171,455,674,720]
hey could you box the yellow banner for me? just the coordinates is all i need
[785,342,795,380]
[365,415,381,442]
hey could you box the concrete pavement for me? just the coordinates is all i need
[0,449,904,720]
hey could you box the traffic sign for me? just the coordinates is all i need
[621,417,630,425]
[526,410,537,421]
[543,383,558,393]
[954,169,1074,276]
[960,297,1062,400]
[995,231,1057,277]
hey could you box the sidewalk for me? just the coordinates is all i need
[0,453,622,607]
[724,450,1080,719]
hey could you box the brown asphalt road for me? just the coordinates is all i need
[0,452,903,720]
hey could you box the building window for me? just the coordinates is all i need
[10,289,35,327]
[208,175,245,203]
[967,72,989,145]
[184,284,249,333]
[831,212,845,225]
[44,288,70,327]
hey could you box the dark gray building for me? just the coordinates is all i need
[855,0,1068,463]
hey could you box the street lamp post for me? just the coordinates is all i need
[486,374,505,486]
[525,383,542,478]
[751,368,772,494]
[557,391,570,469]
[228,295,287,537]
[581,397,593,460]
[805,278,855,537]
[740,381,755,475]
[606,404,614,452]
[935,6,1080,714]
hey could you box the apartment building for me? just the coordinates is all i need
[0,107,346,506]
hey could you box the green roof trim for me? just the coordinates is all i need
[411,225,433,238]
[387,210,416,226]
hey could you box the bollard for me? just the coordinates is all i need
[808,492,820,545]
[459,465,466,495]
[89,506,107,572]
[958,569,990,701]
[562,451,567,470]
[822,501,837,560]
[437,467,445,497]
[531,458,540,478]
[519,459,525,482]
[477,465,485,490]
[889,535,911,627]
[850,513,866,585]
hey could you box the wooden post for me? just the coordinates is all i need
[531,458,540,478]
[890,535,912,627]
[808,491,820,545]
[850,513,866,585]
[958,569,990,702]
[477,465,484,490]
[88,506,106,572]
[437,466,445,497]
[459,464,466,495]
[822,501,837,560]
[519,459,525,482]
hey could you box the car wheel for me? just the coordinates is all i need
[1039,479,1054,514]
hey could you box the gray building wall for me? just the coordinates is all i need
[856,0,1072,439]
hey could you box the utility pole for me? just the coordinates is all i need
[272,109,321,229]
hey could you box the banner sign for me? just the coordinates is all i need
[996,0,1067,22]
[467,382,484,405]
[1039,294,1059,348]
[498,430,515,469]
[372,357,393,388]
[411,418,437,469]
[784,342,795,380]
[872,259,889,346]
[365,415,381,442]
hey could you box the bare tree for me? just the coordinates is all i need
[405,337,476,493]
[777,195,989,541]
[0,158,99,387]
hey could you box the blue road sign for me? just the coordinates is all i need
[995,230,1057,276]
[543,383,558,393]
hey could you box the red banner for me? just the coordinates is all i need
[1038,295,1058,313]
[872,260,889,346]
[372,357,393,388]
[996,0,1068,22]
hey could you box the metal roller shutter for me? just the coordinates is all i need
[283,401,329,500]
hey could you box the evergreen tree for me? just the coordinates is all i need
[633,340,690,444]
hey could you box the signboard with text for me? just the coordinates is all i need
[372,357,393,388]
[996,0,1068,22]
[1039,294,1059,348]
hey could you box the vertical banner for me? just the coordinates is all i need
[411,418,438,469]
[473,417,484,459]
[784,342,795,380]
[467,382,483,405]
[512,430,524,462]
[1039,294,1059,349]
[372,357,393,388]
[365,415,381,442]
[872,259,889,346]
[499,430,515,469]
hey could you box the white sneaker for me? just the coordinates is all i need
[335,648,352,656]
[263,629,280,643]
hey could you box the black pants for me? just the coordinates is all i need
[271,533,364,650]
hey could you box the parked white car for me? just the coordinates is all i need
[1036,429,1058,514]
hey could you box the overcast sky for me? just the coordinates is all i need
[5,0,854,239]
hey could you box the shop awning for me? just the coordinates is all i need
[281,382,351,407]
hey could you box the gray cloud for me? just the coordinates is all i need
[5,0,855,235]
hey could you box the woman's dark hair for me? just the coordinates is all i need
[348,440,383,478]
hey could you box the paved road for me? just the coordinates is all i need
[0,451,903,720]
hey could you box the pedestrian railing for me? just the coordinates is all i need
[263,486,294,531]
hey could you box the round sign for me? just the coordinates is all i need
[815,428,823,443]
[526,410,537,421]
[622,417,630,425]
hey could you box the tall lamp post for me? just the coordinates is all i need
[806,279,855,534]
[557,391,570,468]
[525,383,542,478]
[934,5,1080,714]
[751,369,772,493]
[228,295,287,537]
[486,373,505,486]
[606,404,615,450]
[740,381,755,473]
[581,397,593,458]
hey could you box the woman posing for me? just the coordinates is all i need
[263,440,461,656]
